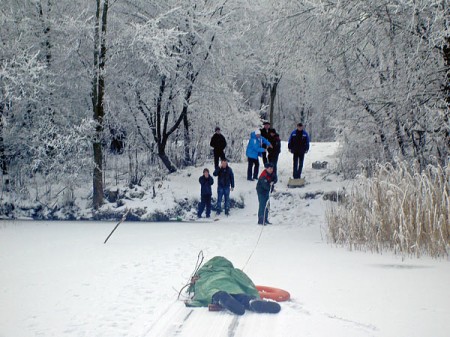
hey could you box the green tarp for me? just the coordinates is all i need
[186,256,260,307]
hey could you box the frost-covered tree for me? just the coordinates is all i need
[105,0,259,172]
[265,0,449,174]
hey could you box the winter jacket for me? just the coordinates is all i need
[186,256,260,307]
[246,132,271,160]
[210,133,227,151]
[213,166,235,189]
[256,169,277,195]
[288,129,310,154]
[267,133,281,157]
[199,175,214,196]
[260,128,271,148]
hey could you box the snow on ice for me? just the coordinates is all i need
[1,142,449,337]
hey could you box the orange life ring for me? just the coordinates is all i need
[256,285,290,302]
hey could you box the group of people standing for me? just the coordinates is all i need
[197,122,309,225]
[199,127,234,218]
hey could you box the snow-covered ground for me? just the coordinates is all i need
[1,142,449,337]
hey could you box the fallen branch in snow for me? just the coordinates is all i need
[103,208,130,244]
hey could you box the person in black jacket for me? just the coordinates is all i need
[210,127,227,168]
[267,128,281,175]
[213,159,235,216]
[260,121,271,165]
[288,123,310,179]
[197,168,214,218]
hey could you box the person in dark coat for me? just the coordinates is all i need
[267,128,281,174]
[288,123,310,179]
[260,121,271,165]
[256,163,277,225]
[197,168,214,218]
[210,127,227,168]
[213,158,235,216]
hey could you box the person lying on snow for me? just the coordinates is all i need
[185,256,281,315]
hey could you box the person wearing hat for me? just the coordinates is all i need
[260,121,271,165]
[256,163,277,225]
[288,123,310,179]
[267,128,281,174]
[210,127,227,168]
[245,130,272,181]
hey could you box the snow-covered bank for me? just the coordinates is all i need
[1,142,449,337]
[0,142,345,222]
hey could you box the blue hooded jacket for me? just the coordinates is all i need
[246,131,271,160]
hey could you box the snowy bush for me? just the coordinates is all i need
[326,160,449,258]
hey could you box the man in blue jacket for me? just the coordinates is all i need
[245,130,272,181]
[288,123,310,179]
[213,159,235,216]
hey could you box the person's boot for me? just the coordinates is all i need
[211,291,245,315]
[257,217,263,225]
[249,299,281,313]
[264,219,272,225]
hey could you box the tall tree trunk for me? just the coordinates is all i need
[260,80,270,119]
[0,103,7,175]
[92,0,108,210]
[443,36,450,161]
[158,146,177,173]
[268,75,281,126]
[37,0,52,66]
[385,6,409,160]
[37,0,57,156]
[183,111,191,166]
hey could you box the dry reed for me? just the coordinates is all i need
[327,161,449,258]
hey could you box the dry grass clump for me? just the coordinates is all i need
[327,161,449,258]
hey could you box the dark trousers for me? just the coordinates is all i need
[213,149,226,168]
[198,194,212,217]
[247,157,259,180]
[262,151,268,165]
[293,153,305,179]
[268,153,279,174]
[211,290,281,315]
[257,191,270,223]
[212,291,256,311]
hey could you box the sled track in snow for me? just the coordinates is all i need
[227,316,239,337]
[142,302,241,337]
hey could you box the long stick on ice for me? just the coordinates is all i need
[104,208,130,244]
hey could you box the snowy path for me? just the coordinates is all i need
[1,142,449,337]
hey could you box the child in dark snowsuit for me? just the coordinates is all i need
[197,168,214,218]
[256,163,277,225]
